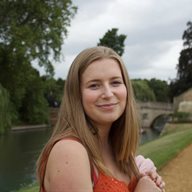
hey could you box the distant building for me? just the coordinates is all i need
[173,88,192,113]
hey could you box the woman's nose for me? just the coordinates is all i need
[102,85,113,98]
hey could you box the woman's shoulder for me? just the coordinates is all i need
[44,138,93,191]
[48,138,89,164]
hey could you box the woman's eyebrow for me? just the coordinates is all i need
[85,79,100,84]
[86,76,123,83]
[111,76,122,79]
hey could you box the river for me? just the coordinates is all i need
[0,128,52,192]
[0,127,159,192]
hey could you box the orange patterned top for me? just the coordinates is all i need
[92,171,137,192]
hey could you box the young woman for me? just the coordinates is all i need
[37,46,165,192]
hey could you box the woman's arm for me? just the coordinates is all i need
[44,140,93,192]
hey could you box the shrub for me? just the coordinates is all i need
[132,79,156,102]
[173,112,191,123]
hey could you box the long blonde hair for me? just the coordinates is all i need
[36,46,140,184]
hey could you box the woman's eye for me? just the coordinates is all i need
[89,84,100,90]
[111,81,122,86]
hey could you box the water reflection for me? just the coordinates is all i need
[140,128,160,145]
[0,128,51,192]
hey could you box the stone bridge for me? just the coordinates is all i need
[137,101,173,129]
[49,101,173,130]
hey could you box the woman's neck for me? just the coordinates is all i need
[98,126,113,159]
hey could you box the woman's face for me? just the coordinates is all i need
[81,58,127,128]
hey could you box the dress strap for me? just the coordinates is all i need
[90,163,99,187]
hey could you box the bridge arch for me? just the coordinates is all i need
[137,101,173,130]
[150,114,172,132]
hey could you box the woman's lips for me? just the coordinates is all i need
[96,103,118,110]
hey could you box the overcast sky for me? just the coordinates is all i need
[48,0,191,82]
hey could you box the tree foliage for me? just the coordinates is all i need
[19,71,49,124]
[42,76,65,107]
[0,84,13,134]
[183,21,192,49]
[0,0,77,73]
[97,28,126,56]
[146,78,170,102]
[170,21,192,98]
[132,79,156,102]
[0,0,76,124]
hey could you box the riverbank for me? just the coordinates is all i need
[140,123,192,192]
[11,124,49,131]
[138,123,192,169]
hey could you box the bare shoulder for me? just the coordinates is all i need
[45,139,93,192]
[49,139,88,161]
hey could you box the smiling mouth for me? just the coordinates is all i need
[97,103,118,107]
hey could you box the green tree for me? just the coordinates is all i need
[170,21,192,98]
[0,0,76,123]
[20,70,49,124]
[42,76,65,107]
[0,84,14,134]
[0,0,77,74]
[97,28,126,56]
[132,79,156,102]
[147,78,170,102]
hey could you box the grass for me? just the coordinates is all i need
[138,126,192,169]
[161,122,192,136]
[17,123,192,192]
[16,183,39,192]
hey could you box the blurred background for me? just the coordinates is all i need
[0,0,191,191]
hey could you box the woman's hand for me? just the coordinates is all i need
[136,155,156,173]
[134,176,163,192]
[135,155,165,190]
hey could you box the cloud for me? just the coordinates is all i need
[51,0,191,81]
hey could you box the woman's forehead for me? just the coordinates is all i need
[81,59,122,80]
